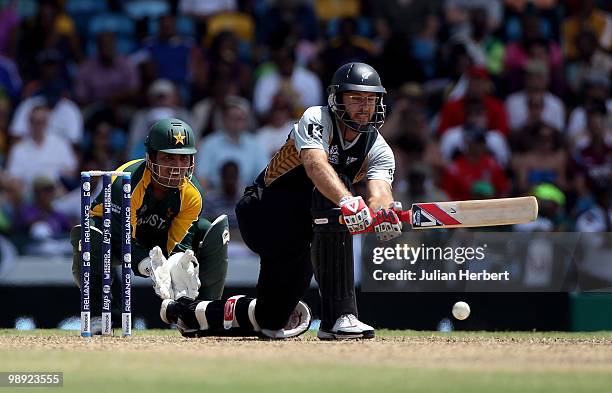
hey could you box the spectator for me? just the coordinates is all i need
[0,53,21,101]
[569,101,611,199]
[137,14,200,93]
[441,124,509,200]
[203,161,241,231]
[456,6,505,79]
[16,0,81,82]
[320,17,374,84]
[438,65,509,136]
[195,97,267,191]
[510,92,547,151]
[12,175,72,247]
[567,70,612,138]
[434,41,472,102]
[127,79,192,158]
[83,120,125,172]
[74,31,139,106]
[575,183,611,233]
[565,29,612,98]
[504,13,564,94]
[376,33,425,89]
[382,83,430,142]
[5,104,77,195]
[52,156,104,225]
[196,30,252,101]
[256,0,319,45]
[373,0,440,39]
[19,47,69,98]
[253,43,323,118]
[385,84,445,184]
[505,60,565,132]
[562,0,612,61]
[9,49,83,145]
[255,93,297,159]
[410,14,440,80]
[440,97,510,167]
[512,122,567,194]
[191,76,239,140]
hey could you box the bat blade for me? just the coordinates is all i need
[411,196,538,229]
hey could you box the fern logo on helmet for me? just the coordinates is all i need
[361,71,373,81]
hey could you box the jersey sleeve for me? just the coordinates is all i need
[366,135,395,185]
[293,106,331,153]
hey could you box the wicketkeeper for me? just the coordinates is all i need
[70,119,229,334]
[159,62,400,340]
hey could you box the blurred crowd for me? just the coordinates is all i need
[0,0,609,256]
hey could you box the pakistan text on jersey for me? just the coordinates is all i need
[137,214,168,230]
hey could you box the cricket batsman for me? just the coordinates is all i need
[159,62,400,340]
[70,118,230,334]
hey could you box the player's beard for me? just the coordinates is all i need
[147,160,194,188]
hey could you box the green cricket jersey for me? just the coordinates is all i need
[90,159,205,263]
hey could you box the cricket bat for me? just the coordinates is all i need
[408,196,538,229]
[335,196,538,230]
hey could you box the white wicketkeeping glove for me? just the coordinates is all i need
[149,246,173,300]
[166,250,200,299]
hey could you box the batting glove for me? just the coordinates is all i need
[340,195,373,234]
[374,202,403,241]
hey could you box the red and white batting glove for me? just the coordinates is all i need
[373,202,403,241]
[339,195,373,234]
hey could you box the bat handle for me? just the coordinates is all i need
[397,210,411,223]
[337,209,412,227]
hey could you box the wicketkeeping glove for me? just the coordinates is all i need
[167,250,200,300]
[149,246,173,300]
[339,195,373,234]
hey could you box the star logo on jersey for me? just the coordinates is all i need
[173,131,186,145]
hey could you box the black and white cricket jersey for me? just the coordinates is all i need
[255,106,395,190]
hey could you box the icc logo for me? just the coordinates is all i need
[83,252,90,261]
[124,254,131,263]
[123,184,131,193]
[103,285,111,294]
[104,219,111,227]
[83,182,91,192]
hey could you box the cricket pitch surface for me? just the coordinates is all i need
[2,329,611,393]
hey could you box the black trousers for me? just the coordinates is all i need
[235,181,314,330]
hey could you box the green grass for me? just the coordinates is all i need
[1,329,611,393]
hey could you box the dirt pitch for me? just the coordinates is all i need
[2,330,612,393]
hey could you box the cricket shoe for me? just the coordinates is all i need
[160,297,203,337]
[317,314,375,340]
